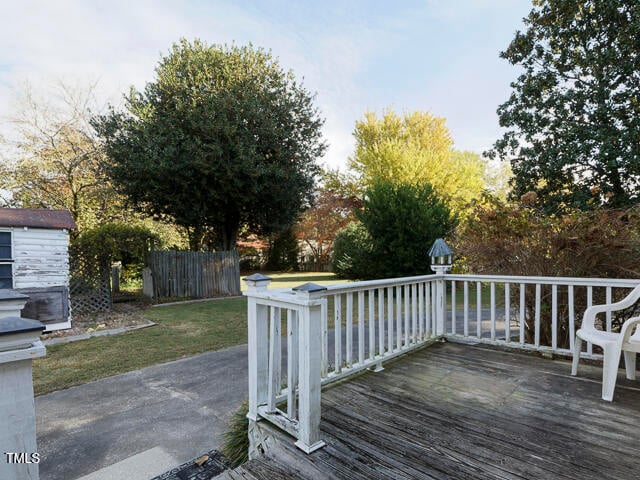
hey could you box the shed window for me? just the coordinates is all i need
[0,232,12,288]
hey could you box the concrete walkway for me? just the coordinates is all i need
[36,344,248,480]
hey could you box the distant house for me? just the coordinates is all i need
[0,208,76,331]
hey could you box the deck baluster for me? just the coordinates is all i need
[404,284,410,346]
[267,307,281,412]
[552,284,558,351]
[490,282,496,341]
[396,285,402,350]
[346,293,353,366]
[534,284,541,347]
[387,286,394,353]
[287,309,299,418]
[505,283,510,342]
[358,291,365,364]
[463,281,469,337]
[369,290,375,360]
[587,287,593,354]
[519,284,525,344]
[568,285,575,352]
[334,294,342,373]
[378,288,385,357]
[476,281,482,338]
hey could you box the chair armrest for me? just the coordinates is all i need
[621,317,640,344]
[581,284,640,330]
[582,304,623,330]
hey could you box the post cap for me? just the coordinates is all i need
[0,316,45,336]
[243,273,272,283]
[243,273,272,291]
[0,289,29,301]
[292,282,328,294]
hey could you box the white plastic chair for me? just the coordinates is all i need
[571,283,640,401]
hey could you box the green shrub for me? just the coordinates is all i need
[332,181,457,279]
[265,227,299,271]
[331,222,373,279]
[73,223,158,266]
[220,401,249,468]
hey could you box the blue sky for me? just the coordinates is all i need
[0,0,531,168]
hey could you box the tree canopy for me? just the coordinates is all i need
[0,81,126,231]
[348,110,485,214]
[489,0,640,212]
[296,170,360,267]
[93,39,326,250]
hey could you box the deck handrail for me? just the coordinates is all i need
[445,274,640,288]
[244,272,640,454]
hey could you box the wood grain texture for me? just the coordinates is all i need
[237,342,640,479]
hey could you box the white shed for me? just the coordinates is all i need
[0,208,76,331]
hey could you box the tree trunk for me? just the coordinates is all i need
[220,222,239,251]
[188,226,205,251]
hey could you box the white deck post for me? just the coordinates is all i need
[243,274,271,422]
[434,273,446,336]
[293,282,327,454]
[0,312,46,480]
[0,290,29,319]
[428,238,453,337]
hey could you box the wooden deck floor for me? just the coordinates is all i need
[225,342,640,480]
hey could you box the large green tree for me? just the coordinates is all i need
[490,0,640,211]
[349,110,486,214]
[93,39,326,250]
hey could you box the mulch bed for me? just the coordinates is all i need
[40,298,152,341]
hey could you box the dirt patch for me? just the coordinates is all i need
[41,300,152,341]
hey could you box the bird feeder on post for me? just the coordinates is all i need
[428,238,453,336]
[428,238,453,275]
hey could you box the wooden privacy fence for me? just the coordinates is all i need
[147,250,241,301]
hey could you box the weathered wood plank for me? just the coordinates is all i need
[242,342,640,480]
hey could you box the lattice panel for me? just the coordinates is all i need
[69,246,111,314]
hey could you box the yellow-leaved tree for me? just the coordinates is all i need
[349,110,486,214]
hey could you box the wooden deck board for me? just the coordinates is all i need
[239,342,640,479]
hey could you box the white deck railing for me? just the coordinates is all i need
[243,272,640,453]
[443,275,639,357]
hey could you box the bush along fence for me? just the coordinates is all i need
[145,250,241,302]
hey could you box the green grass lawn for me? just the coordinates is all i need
[33,272,348,396]
[449,281,503,309]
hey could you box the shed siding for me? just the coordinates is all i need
[12,228,70,289]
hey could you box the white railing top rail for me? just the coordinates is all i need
[243,288,326,306]
[445,274,640,288]
[243,274,640,302]
[244,274,441,301]
[322,274,438,295]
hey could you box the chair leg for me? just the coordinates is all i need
[624,351,636,380]
[602,344,622,401]
[571,336,582,376]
